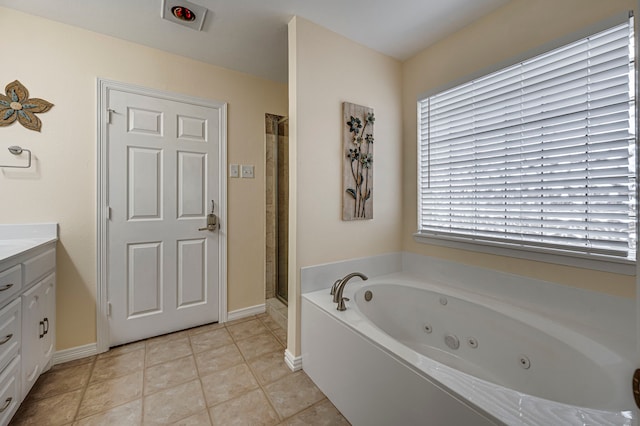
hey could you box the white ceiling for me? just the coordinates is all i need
[0,0,510,83]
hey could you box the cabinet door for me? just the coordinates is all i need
[40,274,55,371]
[21,278,46,399]
[21,273,56,398]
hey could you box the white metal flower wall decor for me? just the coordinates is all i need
[0,80,53,132]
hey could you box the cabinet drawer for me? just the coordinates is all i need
[23,248,55,288]
[0,300,20,375]
[0,356,20,426]
[0,266,21,308]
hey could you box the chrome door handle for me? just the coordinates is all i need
[198,223,217,231]
[198,212,218,231]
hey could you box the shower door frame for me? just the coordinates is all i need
[266,114,289,305]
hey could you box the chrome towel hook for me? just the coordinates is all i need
[1,145,32,168]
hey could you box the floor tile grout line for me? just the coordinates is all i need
[12,357,98,423]
[70,355,98,422]
[247,365,286,422]
[73,396,143,424]
[226,316,269,342]
[260,370,321,424]
[223,318,285,423]
[141,353,198,399]
[258,311,288,341]
[73,355,147,423]
[190,317,284,418]
[17,360,93,404]
[85,347,146,387]
[187,327,215,425]
[238,348,283,422]
[228,343,282,423]
[140,338,148,425]
[261,322,287,347]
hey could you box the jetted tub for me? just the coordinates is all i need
[301,275,635,425]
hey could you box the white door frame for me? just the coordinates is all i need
[96,78,228,353]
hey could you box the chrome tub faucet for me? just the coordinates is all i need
[332,272,368,311]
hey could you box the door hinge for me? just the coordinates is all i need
[107,302,112,318]
[633,369,640,409]
[105,206,111,220]
[107,109,115,124]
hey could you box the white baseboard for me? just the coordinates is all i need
[284,348,302,371]
[227,303,266,322]
[53,343,100,365]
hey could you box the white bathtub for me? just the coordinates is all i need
[301,274,635,425]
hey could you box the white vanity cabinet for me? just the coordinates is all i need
[0,224,57,426]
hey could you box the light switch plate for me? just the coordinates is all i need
[229,164,239,178]
[241,165,255,179]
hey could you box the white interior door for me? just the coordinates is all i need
[107,87,224,346]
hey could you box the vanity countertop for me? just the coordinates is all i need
[0,223,58,264]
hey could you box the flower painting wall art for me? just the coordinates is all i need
[343,102,374,220]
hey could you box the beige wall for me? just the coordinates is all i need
[288,17,403,355]
[402,0,637,299]
[0,7,287,350]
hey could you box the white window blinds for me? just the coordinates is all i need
[418,18,636,261]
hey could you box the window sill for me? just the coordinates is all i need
[413,232,635,276]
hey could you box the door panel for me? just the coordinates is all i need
[127,242,162,317]
[177,151,206,218]
[108,88,221,346]
[178,115,207,141]
[177,239,206,307]
[128,107,163,135]
[128,147,163,220]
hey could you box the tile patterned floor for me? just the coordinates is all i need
[11,314,350,425]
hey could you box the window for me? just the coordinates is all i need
[417,17,636,269]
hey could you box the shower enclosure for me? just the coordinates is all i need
[265,114,288,305]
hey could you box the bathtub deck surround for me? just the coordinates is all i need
[300,252,402,294]
[301,251,634,358]
[300,252,635,425]
[11,314,349,425]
